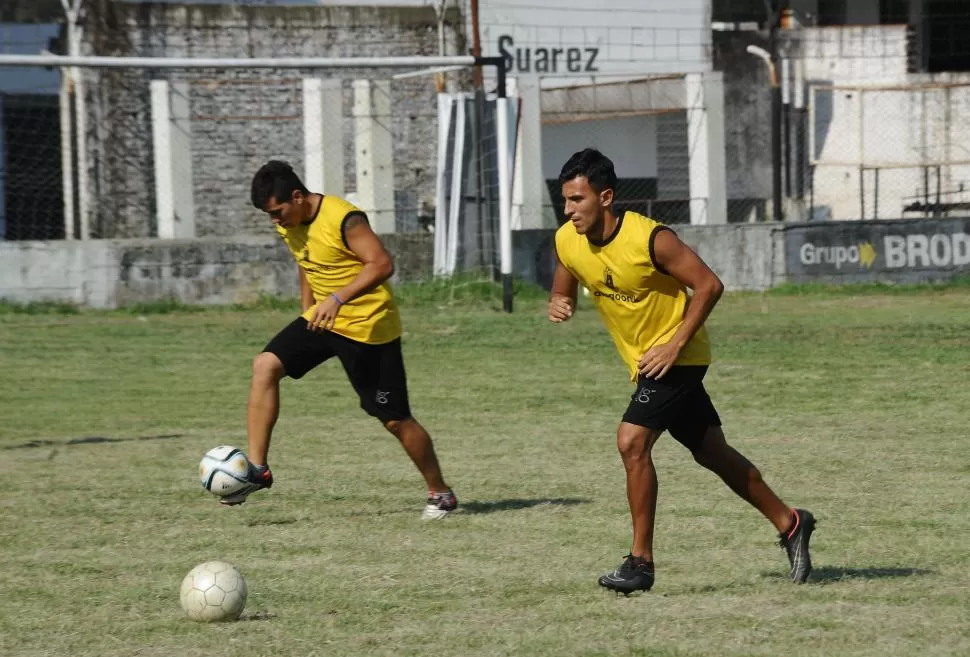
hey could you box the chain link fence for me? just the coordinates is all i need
[807,81,970,222]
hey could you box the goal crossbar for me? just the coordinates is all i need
[0,54,479,69]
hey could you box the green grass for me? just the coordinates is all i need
[1,288,969,657]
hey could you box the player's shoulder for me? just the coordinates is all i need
[308,195,363,238]
[623,209,666,231]
[323,194,364,219]
[554,220,578,243]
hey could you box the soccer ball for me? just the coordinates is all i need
[199,445,250,498]
[179,560,248,622]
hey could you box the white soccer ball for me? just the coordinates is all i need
[199,445,250,498]
[179,560,248,622]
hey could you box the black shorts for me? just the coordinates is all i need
[262,317,412,423]
[621,366,721,452]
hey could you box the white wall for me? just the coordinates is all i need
[474,0,711,88]
[802,24,970,220]
[541,116,658,181]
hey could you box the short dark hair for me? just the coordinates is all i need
[250,160,309,209]
[558,148,617,194]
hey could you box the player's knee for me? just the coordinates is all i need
[383,417,411,436]
[252,351,285,382]
[384,416,422,439]
[616,425,656,462]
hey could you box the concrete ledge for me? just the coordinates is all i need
[6,220,965,309]
[0,234,435,309]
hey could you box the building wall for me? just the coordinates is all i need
[82,3,464,238]
[713,29,772,209]
[790,25,970,221]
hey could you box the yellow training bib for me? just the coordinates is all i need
[276,196,401,345]
[555,210,711,380]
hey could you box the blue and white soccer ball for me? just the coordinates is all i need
[198,445,250,498]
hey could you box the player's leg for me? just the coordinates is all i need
[600,372,696,594]
[335,335,456,518]
[690,425,791,531]
[669,385,816,583]
[247,351,285,468]
[598,424,662,594]
[223,318,333,506]
[617,422,663,562]
[383,417,449,494]
[384,417,457,519]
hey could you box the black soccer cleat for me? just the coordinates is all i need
[598,554,655,595]
[778,508,816,583]
[219,464,274,506]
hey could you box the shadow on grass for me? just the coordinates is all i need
[809,566,935,583]
[460,497,589,514]
[762,566,934,584]
[2,434,185,450]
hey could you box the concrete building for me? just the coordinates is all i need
[714,0,970,222]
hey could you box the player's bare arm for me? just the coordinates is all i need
[637,229,724,378]
[548,253,578,323]
[307,213,395,332]
[298,267,314,314]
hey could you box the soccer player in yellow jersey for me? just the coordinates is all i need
[222,160,457,519]
[549,149,815,593]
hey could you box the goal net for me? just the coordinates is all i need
[0,51,517,304]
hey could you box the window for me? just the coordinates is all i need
[880,0,910,24]
[925,0,970,72]
[711,0,769,24]
[816,0,847,25]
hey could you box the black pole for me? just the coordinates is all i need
[924,166,930,218]
[874,168,879,220]
[766,0,784,222]
[809,164,815,218]
[772,84,783,221]
[783,100,791,199]
[794,108,805,200]
[936,165,942,217]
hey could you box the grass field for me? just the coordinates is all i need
[1,285,969,657]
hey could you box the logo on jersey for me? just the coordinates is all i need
[301,246,310,261]
[376,390,390,405]
[593,266,639,303]
[604,267,617,290]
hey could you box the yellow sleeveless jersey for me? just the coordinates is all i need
[276,195,401,345]
[555,210,711,380]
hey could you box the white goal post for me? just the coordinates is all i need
[0,53,516,312]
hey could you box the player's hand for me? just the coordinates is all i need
[637,342,681,379]
[548,295,574,323]
[307,295,342,332]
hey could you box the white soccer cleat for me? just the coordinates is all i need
[422,490,458,520]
